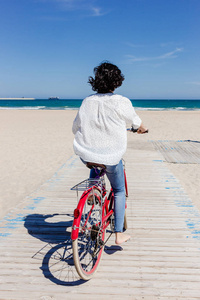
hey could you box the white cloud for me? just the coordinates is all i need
[91,6,105,16]
[187,81,200,86]
[56,0,88,10]
[159,48,183,59]
[126,48,183,63]
[43,0,107,16]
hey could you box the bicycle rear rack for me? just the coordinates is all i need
[71,177,105,192]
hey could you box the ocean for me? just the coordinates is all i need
[0,99,200,111]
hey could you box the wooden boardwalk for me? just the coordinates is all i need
[1,140,200,299]
[152,140,200,164]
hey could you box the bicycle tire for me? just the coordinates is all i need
[72,187,105,280]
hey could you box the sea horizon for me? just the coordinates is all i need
[0,98,200,111]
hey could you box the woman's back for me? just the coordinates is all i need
[72,93,141,165]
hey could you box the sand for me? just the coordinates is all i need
[0,110,77,219]
[0,109,200,219]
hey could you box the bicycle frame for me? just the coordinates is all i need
[71,162,129,280]
[71,167,128,241]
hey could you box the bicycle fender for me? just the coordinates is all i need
[71,186,101,240]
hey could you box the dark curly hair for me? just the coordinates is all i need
[88,62,124,93]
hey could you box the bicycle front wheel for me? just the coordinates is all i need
[72,187,105,280]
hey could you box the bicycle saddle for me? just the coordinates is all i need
[86,162,106,170]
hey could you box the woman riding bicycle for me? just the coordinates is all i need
[72,61,148,245]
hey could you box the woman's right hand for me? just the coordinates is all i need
[137,123,148,134]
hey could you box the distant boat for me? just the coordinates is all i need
[48,97,59,100]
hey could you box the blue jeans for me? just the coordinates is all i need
[89,160,126,232]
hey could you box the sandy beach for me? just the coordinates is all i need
[0,109,200,219]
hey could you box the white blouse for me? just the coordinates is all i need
[72,93,142,165]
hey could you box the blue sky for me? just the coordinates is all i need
[0,0,200,99]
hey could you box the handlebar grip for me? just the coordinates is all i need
[127,127,149,133]
[131,127,138,133]
[128,126,139,133]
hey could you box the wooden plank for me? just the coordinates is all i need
[152,140,200,164]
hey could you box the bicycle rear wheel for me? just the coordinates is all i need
[72,187,105,280]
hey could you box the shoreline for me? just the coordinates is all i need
[0,107,200,112]
[0,109,200,219]
[1,99,200,112]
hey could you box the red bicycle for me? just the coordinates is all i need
[71,160,128,280]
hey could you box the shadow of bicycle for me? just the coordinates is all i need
[24,213,84,286]
[40,240,84,286]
